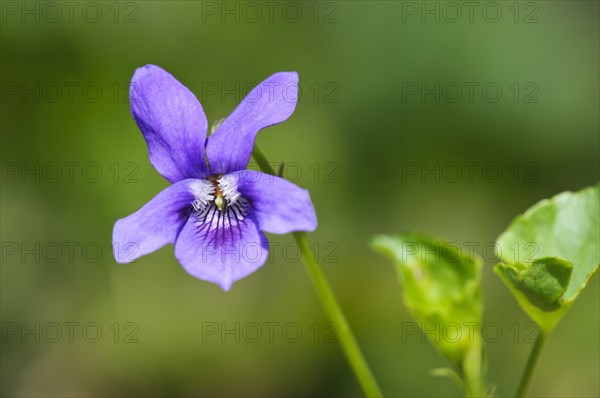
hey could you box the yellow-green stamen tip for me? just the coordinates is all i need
[215,195,225,211]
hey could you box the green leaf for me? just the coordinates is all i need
[495,258,573,330]
[371,233,485,397]
[495,184,600,331]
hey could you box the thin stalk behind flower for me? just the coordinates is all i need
[252,145,383,398]
[515,331,547,398]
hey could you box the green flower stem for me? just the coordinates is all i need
[252,146,383,398]
[293,231,383,397]
[251,145,276,175]
[515,330,547,398]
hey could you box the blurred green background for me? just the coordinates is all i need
[1,1,598,397]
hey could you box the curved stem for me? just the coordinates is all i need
[252,146,383,398]
[294,231,383,397]
[516,330,547,398]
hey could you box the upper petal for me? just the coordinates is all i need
[175,204,269,291]
[112,179,205,263]
[130,65,209,182]
[206,72,299,174]
[232,170,317,234]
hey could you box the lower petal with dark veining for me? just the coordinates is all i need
[174,199,269,290]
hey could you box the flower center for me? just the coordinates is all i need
[190,176,249,247]
[210,178,225,211]
[191,175,242,213]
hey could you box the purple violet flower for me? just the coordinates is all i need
[113,65,317,290]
